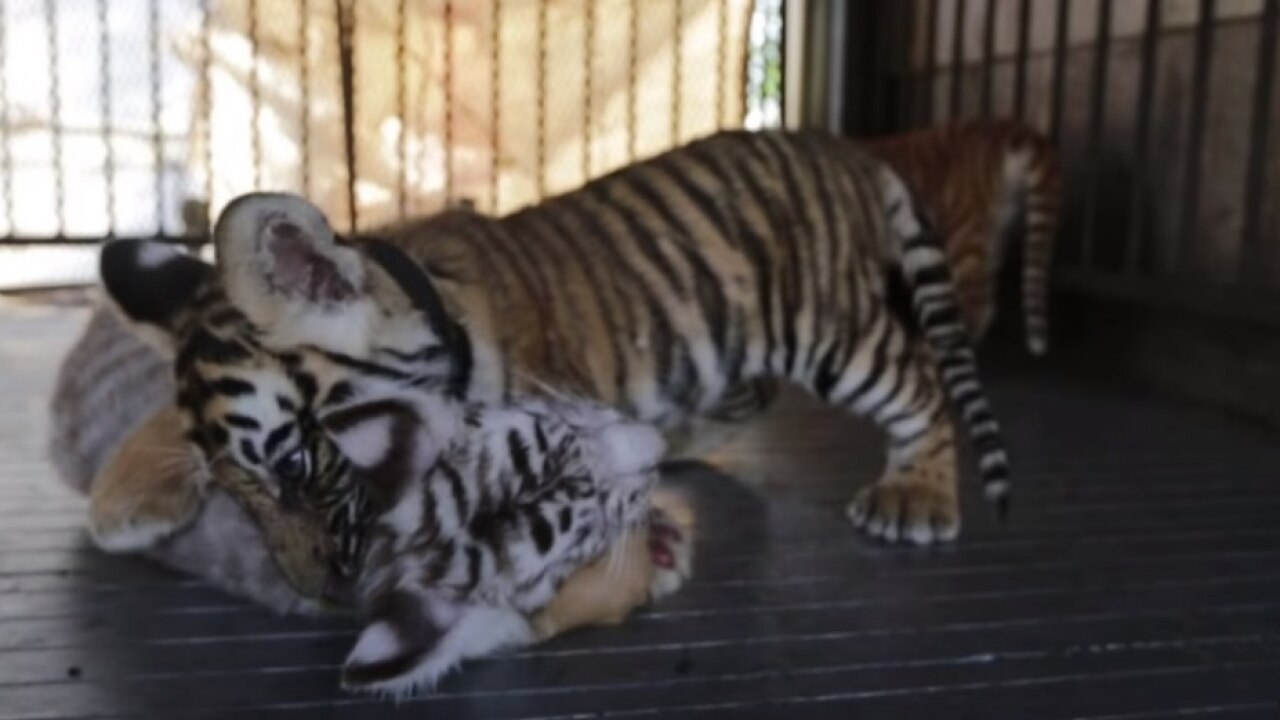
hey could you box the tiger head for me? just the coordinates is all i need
[96,239,425,603]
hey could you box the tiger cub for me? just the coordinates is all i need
[58,306,692,632]
[869,118,1060,355]
[99,129,1010,550]
[329,394,678,695]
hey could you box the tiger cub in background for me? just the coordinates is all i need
[100,129,1012,548]
[869,118,1060,355]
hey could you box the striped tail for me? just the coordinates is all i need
[1019,141,1061,357]
[883,169,1012,513]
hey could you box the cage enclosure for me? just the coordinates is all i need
[0,1,1278,718]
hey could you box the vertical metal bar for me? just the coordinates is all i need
[1013,0,1031,119]
[1049,0,1069,142]
[248,0,261,191]
[1240,0,1277,282]
[444,0,455,204]
[299,0,311,197]
[627,0,638,159]
[671,0,682,144]
[583,0,594,179]
[949,0,965,119]
[44,0,64,236]
[336,0,358,232]
[715,0,726,128]
[920,0,938,125]
[97,0,117,234]
[200,0,213,230]
[0,0,11,236]
[1126,0,1160,274]
[396,0,407,216]
[150,0,165,235]
[1175,0,1215,273]
[979,0,995,117]
[536,0,547,199]
[1080,0,1112,267]
[489,0,501,213]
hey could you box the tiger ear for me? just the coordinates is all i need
[213,192,378,356]
[99,239,214,356]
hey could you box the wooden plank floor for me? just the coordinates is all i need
[2,299,1278,719]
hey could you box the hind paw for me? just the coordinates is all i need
[848,480,959,545]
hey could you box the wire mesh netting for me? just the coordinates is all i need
[0,0,783,262]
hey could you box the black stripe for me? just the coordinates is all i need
[464,544,483,593]
[437,460,471,521]
[534,208,633,406]
[263,422,295,458]
[759,133,820,376]
[238,438,262,465]
[207,376,255,398]
[507,429,538,496]
[587,179,689,299]
[686,141,777,372]
[625,168,731,363]
[564,194,678,404]
[322,380,356,409]
[223,413,261,430]
[528,508,555,555]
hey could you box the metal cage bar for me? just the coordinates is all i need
[299,0,312,198]
[1012,0,1031,120]
[444,0,455,205]
[948,0,965,118]
[1240,0,1279,283]
[1049,0,1069,142]
[490,0,502,213]
[1125,0,1161,274]
[1174,0,1216,274]
[979,0,995,117]
[248,0,262,192]
[0,0,9,237]
[336,0,357,233]
[44,0,64,237]
[97,0,116,237]
[149,0,166,235]
[1080,0,1112,267]
[919,0,938,124]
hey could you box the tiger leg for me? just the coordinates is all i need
[815,321,961,545]
[948,235,996,343]
[530,488,695,641]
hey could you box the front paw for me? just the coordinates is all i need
[848,480,959,545]
[646,504,693,601]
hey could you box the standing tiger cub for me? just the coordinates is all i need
[100,130,1010,549]
[869,118,1060,355]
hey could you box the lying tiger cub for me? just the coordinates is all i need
[327,394,683,695]
[82,388,692,695]
[54,305,692,692]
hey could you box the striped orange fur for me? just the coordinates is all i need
[869,118,1061,356]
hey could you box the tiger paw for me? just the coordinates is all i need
[646,505,694,601]
[847,480,959,545]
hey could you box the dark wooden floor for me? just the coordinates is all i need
[2,300,1279,719]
